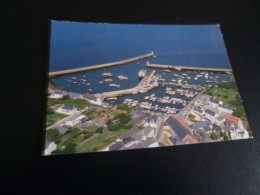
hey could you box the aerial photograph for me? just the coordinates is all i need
[44,21,252,155]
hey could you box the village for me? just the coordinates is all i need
[45,80,250,155]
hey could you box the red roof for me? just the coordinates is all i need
[226,114,240,123]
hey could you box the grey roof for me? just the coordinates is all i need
[85,93,97,100]
[62,105,74,110]
[123,137,137,145]
[68,92,83,99]
[218,104,234,111]
[68,114,84,121]
[216,115,225,121]
[203,125,211,132]
[109,141,124,151]
[209,98,220,104]
[131,133,144,141]
[150,115,158,123]
[190,121,212,130]
[142,126,154,136]
[57,126,69,134]
[194,129,212,143]
[132,107,143,118]
[119,127,139,139]
[194,107,203,113]
[166,116,189,139]
[212,124,222,132]
[205,109,216,117]
[142,137,157,147]
[198,95,209,102]
[169,136,182,144]
[129,114,147,125]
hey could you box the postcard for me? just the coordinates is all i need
[44,21,252,155]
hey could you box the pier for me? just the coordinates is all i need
[49,51,155,78]
[94,70,159,100]
[147,63,232,73]
[160,82,205,89]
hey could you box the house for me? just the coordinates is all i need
[215,115,225,125]
[56,104,77,115]
[65,115,85,127]
[218,104,234,114]
[169,136,184,145]
[117,127,139,142]
[211,124,223,133]
[82,118,106,127]
[56,126,69,134]
[67,92,84,99]
[144,115,159,128]
[142,126,155,139]
[193,129,212,143]
[225,114,244,131]
[205,109,217,122]
[49,91,64,99]
[109,141,124,151]
[126,142,145,150]
[123,137,138,148]
[230,126,249,140]
[44,140,57,155]
[202,125,212,134]
[129,114,148,125]
[209,98,223,108]
[166,116,199,144]
[142,137,157,147]
[193,107,204,115]
[190,121,212,132]
[85,93,103,105]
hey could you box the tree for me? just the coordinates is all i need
[47,107,54,114]
[96,127,104,134]
[188,113,195,119]
[210,133,221,140]
[46,129,61,143]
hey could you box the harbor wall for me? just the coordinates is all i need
[147,64,232,73]
[49,52,155,78]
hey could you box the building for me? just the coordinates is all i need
[190,121,212,132]
[67,92,84,99]
[109,141,124,151]
[142,126,155,139]
[117,127,139,142]
[144,115,159,128]
[209,98,223,108]
[49,91,64,99]
[193,129,212,143]
[85,93,103,105]
[230,126,249,140]
[193,107,204,115]
[129,114,148,125]
[225,114,244,131]
[196,95,209,105]
[218,104,234,114]
[215,115,225,125]
[44,141,57,155]
[65,115,86,127]
[56,104,77,115]
[166,116,199,144]
[205,109,217,122]
[123,137,138,148]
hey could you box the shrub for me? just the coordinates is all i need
[188,114,195,119]
[210,133,221,140]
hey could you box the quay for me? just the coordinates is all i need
[49,51,155,78]
[147,63,232,73]
[95,70,159,100]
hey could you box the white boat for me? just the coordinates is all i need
[103,72,113,77]
[138,70,146,78]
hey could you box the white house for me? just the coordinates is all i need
[65,114,85,127]
[49,91,64,99]
[193,107,204,116]
[44,141,57,155]
[218,104,234,114]
[144,115,158,128]
[85,93,103,105]
[230,126,249,140]
[123,137,138,148]
[56,105,77,115]
[209,98,223,108]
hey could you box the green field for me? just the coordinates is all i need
[204,87,238,107]
[46,113,66,127]
[48,99,91,110]
[76,129,128,153]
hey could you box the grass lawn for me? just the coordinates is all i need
[76,129,128,153]
[46,113,66,127]
[204,87,238,107]
[47,99,92,110]
[161,134,172,146]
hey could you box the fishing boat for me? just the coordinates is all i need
[117,75,128,80]
[164,69,171,73]
[138,70,146,78]
[104,79,113,82]
[98,81,104,84]
[102,72,113,77]
[109,84,120,88]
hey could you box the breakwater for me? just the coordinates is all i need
[49,51,155,78]
[147,63,232,73]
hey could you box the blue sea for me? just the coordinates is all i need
[49,21,234,110]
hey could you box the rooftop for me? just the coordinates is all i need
[109,141,124,151]
[205,109,216,117]
[190,121,212,130]
[226,114,240,123]
[166,116,189,139]
[61,105,74,111]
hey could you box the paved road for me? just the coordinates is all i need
[155,117,165,141]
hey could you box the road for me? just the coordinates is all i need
[155,117,165,141]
